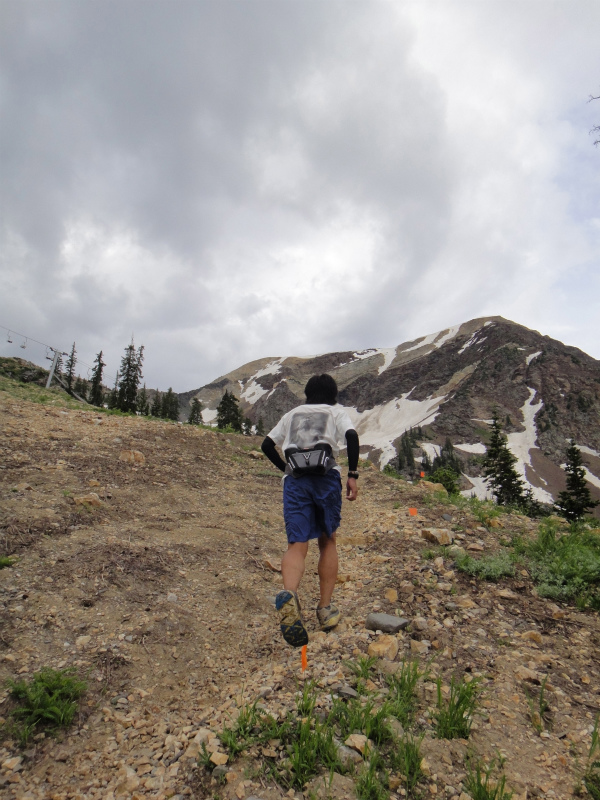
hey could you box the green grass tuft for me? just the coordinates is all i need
[454,551,516,582]
[433,674,481,740]
[5,668,87,745]
[464,758,513,800]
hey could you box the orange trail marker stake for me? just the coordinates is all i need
[409,507,418,516]
[301,644,308,671]
[420,471,425,478]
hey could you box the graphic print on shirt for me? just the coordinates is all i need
[288,411,329,450]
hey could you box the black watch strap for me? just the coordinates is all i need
[348,471,359,479]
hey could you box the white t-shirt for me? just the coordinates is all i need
[267,403,355,458]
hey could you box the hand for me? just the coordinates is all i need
[346,477,358,501]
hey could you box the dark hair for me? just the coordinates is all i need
[304,374,338,405]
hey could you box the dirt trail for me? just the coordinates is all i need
[1,392,599,800]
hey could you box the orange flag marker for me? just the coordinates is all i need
[420,471,425,478]
[301,644,308,671]
[409,507,418,516]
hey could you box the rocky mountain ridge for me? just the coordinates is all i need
[183,317,600,507]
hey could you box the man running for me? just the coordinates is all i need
[261,374,360,647]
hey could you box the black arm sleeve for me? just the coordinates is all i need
[261,436,287,473]
[345,429,359,472]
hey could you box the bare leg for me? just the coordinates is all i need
[281,541,308,593]
[317,532,338,607]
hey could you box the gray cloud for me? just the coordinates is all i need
[1,0,599,390]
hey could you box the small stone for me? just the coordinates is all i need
[495,588,517,599]
[410,639,430,655]
[467,543,484,552]
[412,616,428,631]
[167,593,178,603]
[212,765,228,779]
[75,635,91,649]
[119,449,145,465]
[74,492,102,507]
[514,665,540,683]
[88,479,101,487]
[13,483,33,491]
[338,684,359,699]
[521,630,543,644]
[336,744,362,766]
[384,588,398,603]
[263,558,281,573]
[366,613,409,634]
[368,635,399,661]
[209,751,229,766]
[1,757,22,771]
[344,733,369,754]
[421,528,454,546]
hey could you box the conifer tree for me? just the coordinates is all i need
[88,351,105,407]
[74,375,87,397]
[216,390,243,431]
[242,417,253,435]
[150,389,162,417]
[188,397,203,425]
[256,417,266,437]
[555,441,600,521]
[117,339,144,413]
[107,372,119,409]
[482,412,525,506]
[65,342,77,395]
[136,384,150,416]
[54,352,63,377]
[432,438,463,474]
[161,388,180,421]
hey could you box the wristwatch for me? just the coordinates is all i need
[347,471,359,479]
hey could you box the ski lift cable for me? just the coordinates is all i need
[0,323,118,384]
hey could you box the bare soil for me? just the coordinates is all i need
[1,391,599,800]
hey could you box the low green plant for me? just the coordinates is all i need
[454,551,516,582]
[583,715,600,799]
[389,733,424,794]
[344,655,378,680]
[328,695,393,745]
[464,758,513,800]
[515,519,600,609]
[386,660,423,726]
[197,741,216,771]
[5,668,87,745]
[285,717,339,790]
[525,675,550,733]
[0,556,16,569]
[433,674,481,740]
[429,467,460,494]
[356,750,389,800]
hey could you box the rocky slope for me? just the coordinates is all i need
[1,383,600,800]
[183,317,600,507]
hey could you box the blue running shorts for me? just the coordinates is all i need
[283,471,342,543]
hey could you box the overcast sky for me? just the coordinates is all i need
[1,0,599,391]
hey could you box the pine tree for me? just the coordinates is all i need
[136,384,150,416]
[482,412,525,506]
[188,397,203,425]
[242,417,253,435]
[116,339,144,413]
[88,351,105,407]
[555,441,600,521]
[107,372,119,409]
[150,389,162,417]
[65,342,77,395]
[74,375,87,397]
[216,390,243,431]
[256,417,266,436]
[54,353,63,377]
[432,438,463,474]
[161,388,179,421]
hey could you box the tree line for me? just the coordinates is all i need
[55,341,266,434]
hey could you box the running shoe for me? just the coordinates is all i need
[316,602,341,631]
[275,590,309,647]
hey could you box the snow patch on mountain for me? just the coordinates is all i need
[203,408,217,424]
[241,379,269,405]
[455,442,487,454]
[506,387,553,503]
[421,443,441,461]
[253,358,285,379]
[526,351,542,366]
[462,476,493,500]
[458,333,486,355]
[377,347,398,375]
[584,468,600,490]
[347,392,446,466]
[579,445,600,459]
